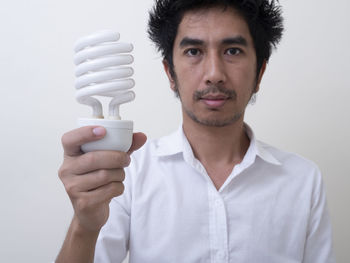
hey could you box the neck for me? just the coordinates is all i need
[182,116,250,168]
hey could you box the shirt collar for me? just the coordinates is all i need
[244,124,281,166]
[154,126,184,156]
[154,123,281,166]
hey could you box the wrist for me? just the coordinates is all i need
[55,215,100,263]
[71,215,101,239]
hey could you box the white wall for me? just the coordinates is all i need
[0,0,348,262]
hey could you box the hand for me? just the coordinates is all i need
[58,126,146,233]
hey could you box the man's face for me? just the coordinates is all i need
[164,6,265,127]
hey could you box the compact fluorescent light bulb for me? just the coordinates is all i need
[74,30,135,152]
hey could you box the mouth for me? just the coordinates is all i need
[200,94,230,108]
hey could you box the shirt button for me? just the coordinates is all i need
[215,200,221,206]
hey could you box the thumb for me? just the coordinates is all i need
[128,132,147,155]
[62,126,106,157]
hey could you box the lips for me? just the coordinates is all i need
[200,94,229,108]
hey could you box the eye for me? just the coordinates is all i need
[225,48,241,56]
[185,48,201,57]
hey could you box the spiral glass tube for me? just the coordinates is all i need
[74,30,135,120]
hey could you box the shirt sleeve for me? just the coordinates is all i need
[93,166,133,263]
[302,169,336,263]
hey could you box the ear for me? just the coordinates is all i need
[162,59,176,91]
[255,60,267,93]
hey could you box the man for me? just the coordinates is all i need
[56,0,335,262]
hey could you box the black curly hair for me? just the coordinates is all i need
[148,0,284,78]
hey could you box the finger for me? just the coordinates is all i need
[65,169,125,195]
[127,132,147,155]
[68,150,130,175]
[80,181,125,206]
[62,126,106,157]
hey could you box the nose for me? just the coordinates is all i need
[204,52,226,85]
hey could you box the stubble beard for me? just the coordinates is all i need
[184,107,244,127]
[174,82,255,128]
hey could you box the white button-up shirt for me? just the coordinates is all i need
[95,125,335,263]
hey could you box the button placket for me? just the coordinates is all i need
[208,187,229,262]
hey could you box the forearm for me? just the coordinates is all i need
[56,216,100,263]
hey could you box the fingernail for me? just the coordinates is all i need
[92,127,105,136]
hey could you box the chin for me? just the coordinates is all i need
[190,114,243,127]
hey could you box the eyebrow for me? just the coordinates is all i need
[179,37,204,47]
[222,36,248,47]
[179,36,248,48]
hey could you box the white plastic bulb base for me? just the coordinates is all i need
[78,118,133,152]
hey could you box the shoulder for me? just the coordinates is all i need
[257,140,322,180]
[129,137,161,165]
[126,133,177,179]
[256,140,326,204]
[130,129,182,168]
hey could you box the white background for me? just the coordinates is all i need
[0,0,349,262]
